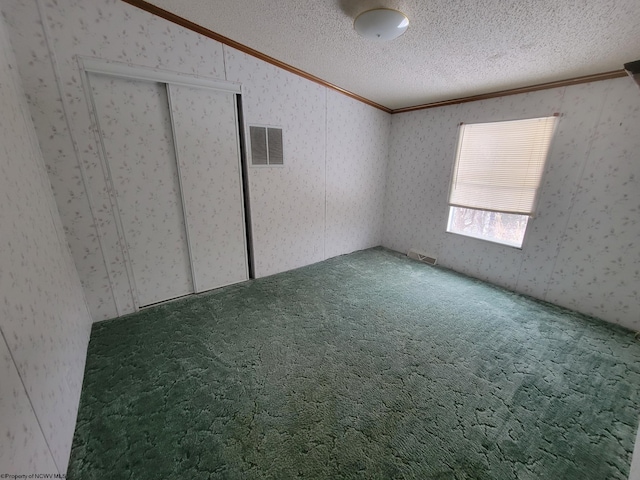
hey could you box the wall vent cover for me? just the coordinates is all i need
[407,248,437,265]
[249,125,283,166]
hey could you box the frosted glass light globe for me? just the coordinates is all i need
[354,9,409,41]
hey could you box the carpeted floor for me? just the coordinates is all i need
[67,247,640,479]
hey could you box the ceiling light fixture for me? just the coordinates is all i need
[354,8,409,41]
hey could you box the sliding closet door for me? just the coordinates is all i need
[168,85,248,291]
[89,74,194,306]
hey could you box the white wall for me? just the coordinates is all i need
[224,48,327,276]
[3,0,390,321]
[383,78,640,330]
[0,14,92,475]
[326,90,390,259]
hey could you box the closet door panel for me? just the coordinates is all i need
[89,74,193,306]
[168,85,248,291]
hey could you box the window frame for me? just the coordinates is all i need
[445,116,558,248]
[446,206,531,249]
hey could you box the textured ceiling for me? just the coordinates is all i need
[145,0,640,110]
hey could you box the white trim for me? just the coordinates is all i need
[82,70,142,312]
[166,84,199,293]
[79,56,242,93]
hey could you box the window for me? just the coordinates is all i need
[446,116,558,248]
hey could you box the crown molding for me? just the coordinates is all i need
[121,0,392,113]
[122,0,626,115]
[392,70,627,113]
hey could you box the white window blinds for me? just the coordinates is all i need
[448,116,558,215]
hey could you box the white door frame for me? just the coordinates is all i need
[78,56,245,312]
[80,57,241,94]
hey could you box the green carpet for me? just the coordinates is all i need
[68,247,640,479]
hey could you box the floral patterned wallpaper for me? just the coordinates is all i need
[223,48,327,278]
[383,78,640,330]
[0,15,91,475]
[325,90,390,259]
[3,0,391,319]
[2,0,226,321]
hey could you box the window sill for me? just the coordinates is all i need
[445,230,524,250]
